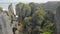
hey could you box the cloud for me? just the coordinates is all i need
[0,0,15,3]
[15,0,46,3]
[0,0,60,3]
[15,0,60,3]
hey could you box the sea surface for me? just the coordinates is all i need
[0,2,17,10]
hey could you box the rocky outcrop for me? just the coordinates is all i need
[55,5,60,34]
[0,13,13,34]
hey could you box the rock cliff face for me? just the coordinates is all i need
[41,1,60,11]
[55,5,60,34]
[0,13,13,34]
[15,3,31,22]
[8,3,14,16]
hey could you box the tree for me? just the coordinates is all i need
[15,2,55,34]
[32,7,46,34]
[32,7,46,25]
[23,17,32,34]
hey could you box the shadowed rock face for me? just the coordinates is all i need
[41,1,60,11]
[55,6,60,34]
[0,24,3,34]
[15,3,31,22]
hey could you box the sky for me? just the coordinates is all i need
[0,0,60,3]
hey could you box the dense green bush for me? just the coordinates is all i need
[15,2,55,34]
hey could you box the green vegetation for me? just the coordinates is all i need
[15,2,55,34]
[0,7,3,12]
[0,1,59,34]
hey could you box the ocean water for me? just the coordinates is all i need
[0,2,17,10]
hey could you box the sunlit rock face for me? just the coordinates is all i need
[0,13,13,34]
[55,6,60,34]
[8,3,14,16]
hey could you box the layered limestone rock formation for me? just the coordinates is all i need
[0,13,13,34]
